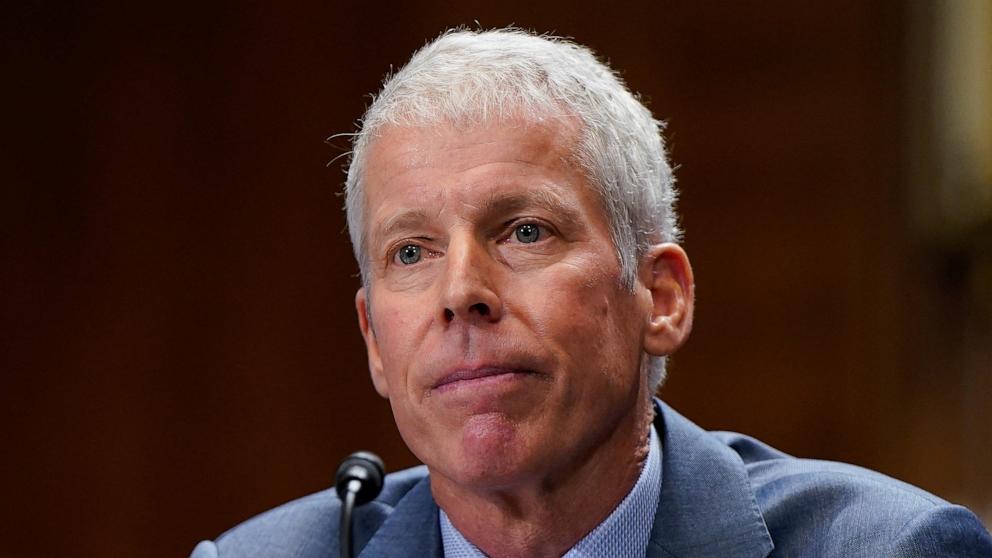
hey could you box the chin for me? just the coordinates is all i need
[438,413,543,489]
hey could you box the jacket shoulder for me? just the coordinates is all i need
[711,431,992,557]
[191,466,430,558]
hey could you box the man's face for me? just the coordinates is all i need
[356,117,655,490]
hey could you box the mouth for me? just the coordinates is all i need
[431,366,535,394]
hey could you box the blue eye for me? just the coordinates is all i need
[398,245,421,265]
[514,223,541,243]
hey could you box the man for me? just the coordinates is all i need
[192,29,992,557]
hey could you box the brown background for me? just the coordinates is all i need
[3,2,990,556]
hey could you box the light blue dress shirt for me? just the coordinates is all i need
[440,424,662,557]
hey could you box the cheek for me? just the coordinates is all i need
[372,297,429,373]
[528,259,638,370]
[370,300,435,454]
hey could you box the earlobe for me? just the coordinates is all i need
[356,288,390,398]
[641,244,695,357]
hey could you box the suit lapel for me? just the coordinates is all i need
[647,401,774,558]
[357,475,442,558]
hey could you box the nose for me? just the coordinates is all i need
[439,236,503,325]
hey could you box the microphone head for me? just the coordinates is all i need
[335,451,385,506]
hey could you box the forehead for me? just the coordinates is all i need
[366,122,591,252]
[363,116,583,189]
[361,118,596,223]
[357,118,615,265]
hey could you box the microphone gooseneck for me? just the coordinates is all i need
[335,451,385,558]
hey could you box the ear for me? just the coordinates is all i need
[640,243,695,357]
[356,287,389,398]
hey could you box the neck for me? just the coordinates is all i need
[432,398,654,558]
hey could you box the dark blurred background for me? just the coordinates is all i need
[3,1,990,556]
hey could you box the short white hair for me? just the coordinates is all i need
[343,28,680,390]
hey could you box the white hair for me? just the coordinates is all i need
[343,28,680,390]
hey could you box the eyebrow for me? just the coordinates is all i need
[376,210,436,245]
[478,188,582,228]
[373,186,585,247]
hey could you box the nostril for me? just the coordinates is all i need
[443,303,492,322]
[471,303,490,316]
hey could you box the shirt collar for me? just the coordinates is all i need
[440,423,662,557]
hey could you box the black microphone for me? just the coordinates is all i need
[335,451,385,558]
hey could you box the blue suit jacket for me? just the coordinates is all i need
[192,402,992,557]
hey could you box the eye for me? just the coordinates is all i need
[514,223,542,244]
[397,244,422,265]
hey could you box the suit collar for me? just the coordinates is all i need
[648,400,773,558]
[357,474,442,558]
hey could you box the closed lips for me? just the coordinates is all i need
[432,367,533,391]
